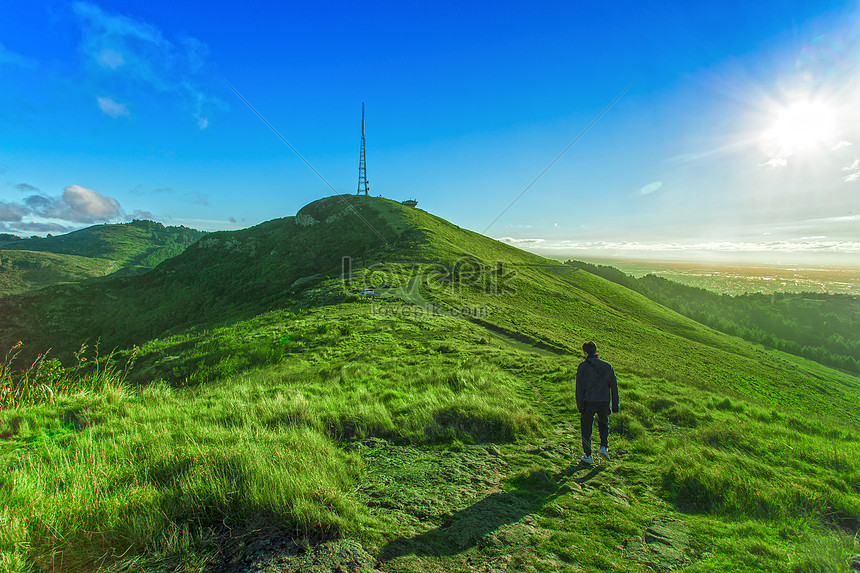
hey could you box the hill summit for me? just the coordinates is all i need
[0,195,543,356]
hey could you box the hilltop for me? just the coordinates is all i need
[1,195,858,573]
[0,195,542,359]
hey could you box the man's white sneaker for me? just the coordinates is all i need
[580,454,593,465]
[599,446,610,460]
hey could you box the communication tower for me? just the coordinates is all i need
[357,102,369,195]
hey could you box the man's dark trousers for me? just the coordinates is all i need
[580,401,610,455]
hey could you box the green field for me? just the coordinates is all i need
[1,196,858,572]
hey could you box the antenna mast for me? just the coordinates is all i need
[357,102,369,195]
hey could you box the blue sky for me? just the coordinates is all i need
[1,1,859,264]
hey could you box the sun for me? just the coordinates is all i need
[761,100,837,158]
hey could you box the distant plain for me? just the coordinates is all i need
[570,258,860,296]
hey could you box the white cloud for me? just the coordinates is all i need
[96,96,129,118]
[0,201,29,222]
[25,185,123,223]
[96,48,125,69]
[843,158,860,182]
[74,2,167,85]
[497,237,544,246]
[832,140,853,151]
[810,214,860,223]
[496,237,860,254]
[639,181,663,195]
[2,184,151,234]
[63,185,122,220]
[131,209,154,220]
[2,221,74,234]
[0,42,35,68]
[74,2,222,129]
[759,157,788,169]
[163,216,244,231]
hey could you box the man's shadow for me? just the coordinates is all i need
[379,462,606,560]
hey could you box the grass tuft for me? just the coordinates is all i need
[611,412,646,440]
[1,342,137,409]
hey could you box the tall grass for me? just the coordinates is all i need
[660,417,860,528]
[240,358,543,444]
[1,342,136,409]
[0,376,375,572]
[0,331,544,571]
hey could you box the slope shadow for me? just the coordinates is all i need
[380,463,605,560]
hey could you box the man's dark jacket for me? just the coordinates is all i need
[575,353,619,413]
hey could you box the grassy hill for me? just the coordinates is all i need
[0,219,206,266]
[1,195,858,573]
[1,195,488,359]
[0,250,117,295]
[0,220,206,296]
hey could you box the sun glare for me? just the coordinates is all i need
[761,100,837,157]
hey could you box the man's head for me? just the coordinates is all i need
[582,341,597,356]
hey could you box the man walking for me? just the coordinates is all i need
[576,341,619,464]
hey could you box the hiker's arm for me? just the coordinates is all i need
[575,364,585,412]
[610,368,619,412]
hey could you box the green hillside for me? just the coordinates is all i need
[1,195,486,359]
[1,195,858,573]
[0,250,117,295]
[0,220,206,296]
[0,219,206,266]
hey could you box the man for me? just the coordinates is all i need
[575,341,620,464]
